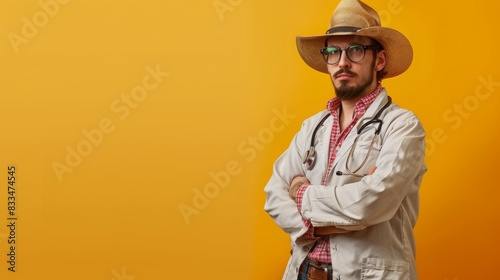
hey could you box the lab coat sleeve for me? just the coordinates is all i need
[263,119,314,244]
[300,111,426,229]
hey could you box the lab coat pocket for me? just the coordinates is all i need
[361,257,409,280]
[347,135,382,176]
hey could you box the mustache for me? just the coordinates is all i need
[333,69,357,77]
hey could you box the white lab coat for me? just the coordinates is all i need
[264,90,427,280]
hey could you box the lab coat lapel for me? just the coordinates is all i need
[332,91,389,168]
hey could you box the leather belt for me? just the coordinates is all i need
[299,258,333,280]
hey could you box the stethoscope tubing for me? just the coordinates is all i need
[303,96,392,172]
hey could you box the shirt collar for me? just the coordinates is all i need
[326,84,383,118]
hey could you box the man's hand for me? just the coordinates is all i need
[289,176,310,201]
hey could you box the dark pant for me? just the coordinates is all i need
[297,258,333,280]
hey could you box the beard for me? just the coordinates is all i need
[332,60,377,100]
[333,72,374,100]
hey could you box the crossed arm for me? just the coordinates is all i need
[265,110,426,242]
[289,166,377,236]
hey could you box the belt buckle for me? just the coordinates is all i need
[303,258,331,280]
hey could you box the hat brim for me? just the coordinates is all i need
[296,27,413,78]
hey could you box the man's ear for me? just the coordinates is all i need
[375,49,387,71]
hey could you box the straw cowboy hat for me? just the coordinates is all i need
[296,0,413,78]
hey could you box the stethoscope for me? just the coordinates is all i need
[302,97,392,177]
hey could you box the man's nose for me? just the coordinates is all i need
[337,50,351,68]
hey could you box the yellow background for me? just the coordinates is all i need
[0,0,499,279]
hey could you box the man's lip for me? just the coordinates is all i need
[335,74,354,79]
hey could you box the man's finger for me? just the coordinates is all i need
[368,166,377,175]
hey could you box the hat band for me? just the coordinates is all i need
[326,26,361,34]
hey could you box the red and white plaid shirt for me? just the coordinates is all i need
[295,84,383,264]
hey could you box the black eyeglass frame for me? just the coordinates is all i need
[320,44,380,65]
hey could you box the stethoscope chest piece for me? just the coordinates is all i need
[303,112,331,171]
[303,147,317,170]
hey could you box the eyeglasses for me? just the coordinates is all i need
[320,44,379,65]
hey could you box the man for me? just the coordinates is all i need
[263,0,427,279]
